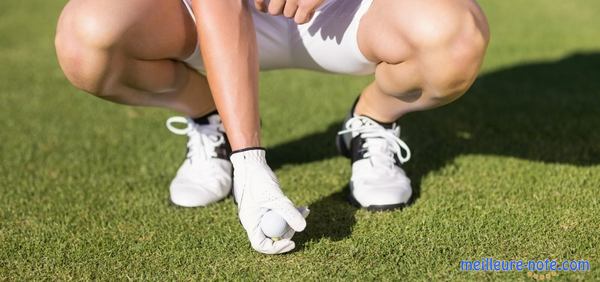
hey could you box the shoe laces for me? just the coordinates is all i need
[166,116,225,161]
[338,116,411,168]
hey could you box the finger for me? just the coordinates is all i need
[239,208,267,233]
[267,0,286,15]
[249,221,296,254]
[251,230,296,254]
[267,201,307,232]
[255,238,295,254]
[255,0,268,12]
[282,207,309,240]
[294,7,312,24]
[282,227,296,240]
[272,239,295,254]
[283,1,299,18]
[297,206,310,218]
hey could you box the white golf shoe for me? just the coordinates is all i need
[166,113,232,207]
[337,114,412,211]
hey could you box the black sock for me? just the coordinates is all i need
[363,116,395,129]
[192,110,218,125]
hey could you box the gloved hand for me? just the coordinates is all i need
[230,148,308,254]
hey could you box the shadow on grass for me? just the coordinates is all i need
[268,122,342,172]
[292,186,358,247]
[267,52,600,243]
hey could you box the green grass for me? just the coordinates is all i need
[1,0,599,280]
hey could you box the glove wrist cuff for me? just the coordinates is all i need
[230,147,267,165]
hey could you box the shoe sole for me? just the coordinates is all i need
[347,182,408,211]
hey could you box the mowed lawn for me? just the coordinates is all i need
[1,0,599,280]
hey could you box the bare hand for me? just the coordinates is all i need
[254,0,325,24]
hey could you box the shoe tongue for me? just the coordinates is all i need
[367,137,389,152]
[364,137,397,169]
[206,114,222,125]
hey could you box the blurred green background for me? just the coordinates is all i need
[1,0,599,280]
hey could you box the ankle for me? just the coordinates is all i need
[353,95,399,124]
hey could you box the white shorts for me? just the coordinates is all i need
[182,0,376,75]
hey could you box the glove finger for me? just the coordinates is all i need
[281,228,296,240]
[281,207,310,239]
[239,208,267,234]
[249,223,295,254]
[297,206,310,218]
[271,239,295,254]
[266,201,307,232]
[255,237,295,254]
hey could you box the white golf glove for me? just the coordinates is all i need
[230,148,308,254]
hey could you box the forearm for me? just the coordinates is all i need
[192,0,260,150]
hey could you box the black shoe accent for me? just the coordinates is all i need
[230,147,266,155]
[214,135,232,160]
[192,110,219,125]
[349,135,369,163]
[191,111,232,160]
[336,130,370,163]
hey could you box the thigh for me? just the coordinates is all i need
[58,0,197,61]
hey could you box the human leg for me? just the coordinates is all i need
[337,0,489,209]
[55,0,231,207]
[55,0,215,117]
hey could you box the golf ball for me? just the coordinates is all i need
[260,210,289,239]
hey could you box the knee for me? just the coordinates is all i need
[410,1,490,101]
[55,1,127,96]
[372,0,490,102]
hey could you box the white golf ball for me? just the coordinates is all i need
[260,210,289,239]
